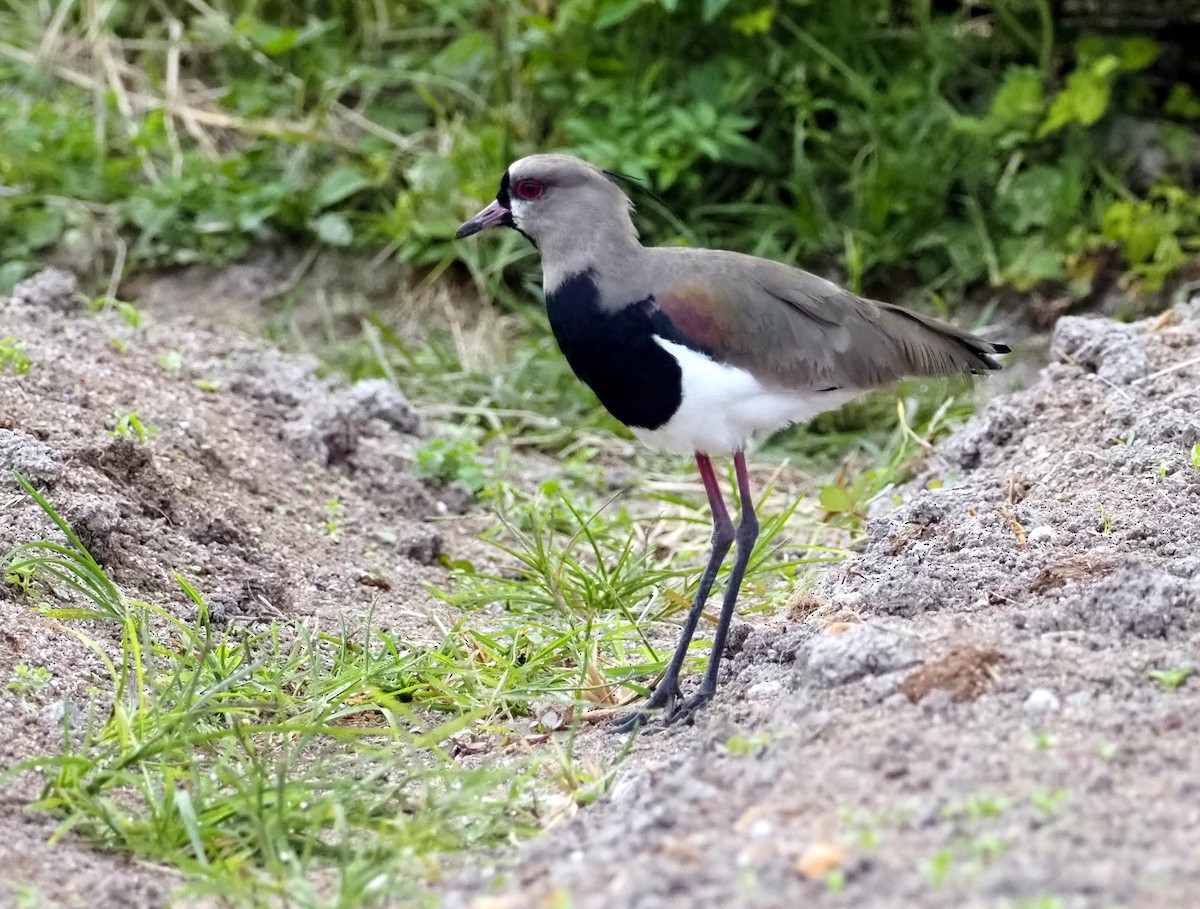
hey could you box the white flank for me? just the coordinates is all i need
[632,338,862,455]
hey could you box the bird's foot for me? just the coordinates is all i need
[664,688,714,727]
[610,679,684,734]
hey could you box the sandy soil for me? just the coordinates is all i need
[3,267,1199,909]
[0,268,480,907]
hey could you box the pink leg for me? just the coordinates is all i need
[612,451,736,732]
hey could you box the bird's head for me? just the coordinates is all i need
[455,154,639,252]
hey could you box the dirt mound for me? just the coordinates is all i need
[453,300,1200,909]
[0,269,473,906]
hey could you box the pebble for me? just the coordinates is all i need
[1024,688,1061,714]
[1027,525,1055,543]
[746,679,783,699]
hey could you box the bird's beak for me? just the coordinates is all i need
[454,199,510,239]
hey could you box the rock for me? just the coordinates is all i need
[395,526,443,565]
[39,699,83,728]
[284,378,420,466]
[799,623,917,687]
[0,429,62,487]
[9,267,78,310]
[68,495,124,564]
[1024,688,1061,714]
[1050,315,1149,383]
[745,679,783,699]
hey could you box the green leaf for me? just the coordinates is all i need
[0,262,28,295]
[24,205,65,250]
[1165,83,1200,120]
[311,213,353,247]
[989,67,1044,124]
[314,167,372,210]
[1038,61,1116,136]
[702,0,733,21]
[818,485,854,513]
[1148,668,1191,692]
[1118,36,1159,71]
[1000,166,1065,233]
[595,0,643,28]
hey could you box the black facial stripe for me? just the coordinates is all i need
[496,170,523,236]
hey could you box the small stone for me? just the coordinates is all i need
[1065,690,1093,710]
[39,700,83,728]
[0,429,62,487]
[794,842,846,879]
[746,679,783,699]
[801,623,917,687]
[746,817,774,841]
[1024,688,1061,714]
[1027,525,1055,543]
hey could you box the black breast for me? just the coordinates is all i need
[545,271,686,430]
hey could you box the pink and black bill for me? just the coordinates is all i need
[454,172,519,238]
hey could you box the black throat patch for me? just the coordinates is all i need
[497,170,535,247]
[544,271,686,431]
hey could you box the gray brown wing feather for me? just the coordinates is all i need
[660,251,1008,389]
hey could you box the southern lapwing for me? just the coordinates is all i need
[456,154,1008,730]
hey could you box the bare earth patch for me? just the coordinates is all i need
[0,270,483,907]
[4,268,1200,909]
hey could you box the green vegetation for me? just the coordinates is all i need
[6,662,52,697]
[414,436,488,494]
[1148,667,1191,692]
[0,450,831,902]
[3,474,670,904]
[0,336,32,374]
[108,411,157,444]
[0,1,1196,308]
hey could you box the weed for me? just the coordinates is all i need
[1191,443,1200,471]
[824,868,846,893]
[324,498,346,541]
[942,794,1009,822]
[1010,898,1064,909]
[1148,668,1191,692]
[0,3,1195,308]
[109,412,156,444]
[0,336,32,374]
[7,662,52,696]
[414,437,487,494]
[721,732,772,757]
[1032,732,1056,751]
[5,474,127,621]
[1031,788,1068,819]
[925,848,954,886]
[1,472,564,906]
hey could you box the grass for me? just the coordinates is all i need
[1,430,851,905]
[2,474,593,905]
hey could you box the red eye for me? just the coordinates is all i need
[514,179,543,200]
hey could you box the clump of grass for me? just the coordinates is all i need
[0,336,32,374]
[0,474,564,906]
[441,480,844,709]
[1148,668,1191,692]
[109,411,157,444]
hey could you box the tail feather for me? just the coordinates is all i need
[881,303,1009,377]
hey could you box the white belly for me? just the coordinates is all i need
[631,338,862,455]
